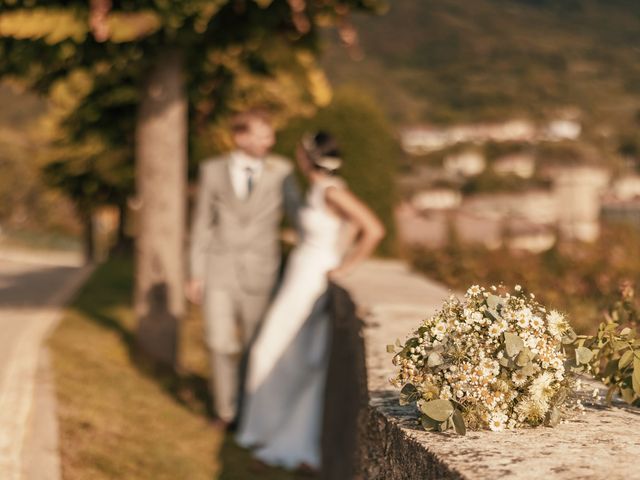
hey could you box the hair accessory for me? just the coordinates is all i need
[301,133,342,172]
[314,156,342,172]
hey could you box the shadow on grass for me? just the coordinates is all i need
[217,434,317,480]
[69,255,305,479]
[70,255,214,420]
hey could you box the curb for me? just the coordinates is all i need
[0,263,94,480]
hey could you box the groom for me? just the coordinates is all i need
[187,109,301,428]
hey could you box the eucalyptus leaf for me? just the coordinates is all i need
[575,346,594,365]
[504,332,524,358]
[400,383,421,406]
[516,354,530,368]
[619,350,634,369]
[487,294,503,310]
[521,364,535,376]
[561,329,577,344]
[606,385,616,404]
[446,416,455,431]
[420,414,440,432]
[604,359,619,377]
[612,340,628,352]
[633,357,640,395]
[420,399,455,422]
[452,409,466,436]
[428,352,444,367]
[499,356,511,368]
[545,407,561,427]
[516,348,533,367]
[606,322,620,332]
[486,308,502,322]
[621,387,635,404]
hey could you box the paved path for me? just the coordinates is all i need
[0,251,91,480]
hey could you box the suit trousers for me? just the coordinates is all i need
[204,287,271,422]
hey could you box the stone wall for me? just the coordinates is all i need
[327,259,640,480]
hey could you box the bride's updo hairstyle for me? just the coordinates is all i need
[301,131,343,175]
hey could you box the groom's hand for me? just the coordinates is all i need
[186,279,203,305]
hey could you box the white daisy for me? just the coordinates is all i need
[515,396,549,423]
[488,323,502,337]
[516,310,530,328]
[546,310,567,338]
[489,412,508,431]
[512,370,528,386]
[530,315,544,330]
[549,357,563,370]
[529,372,554,400]
[524,335,538,350]
[433,322,447,338]
[467,285,482,296]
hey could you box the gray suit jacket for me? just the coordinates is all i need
[189,152,302,294]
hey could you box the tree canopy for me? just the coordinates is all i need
[0,0,387,212]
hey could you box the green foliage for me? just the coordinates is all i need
[325,0,640,124]
[0,0,386,223]
[419,398,465,434]
[420,398,454,422]
[399,383,420,406]
[578,284,640,406]
[410,224,640,334]
[461,170,550,195]
[504,332,525,358]
[0,85,82,235]
[275,87,400,255]
[322,0,640,174]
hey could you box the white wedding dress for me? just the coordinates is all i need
[235,177,346,470]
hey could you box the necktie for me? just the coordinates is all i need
[245,167,254,197]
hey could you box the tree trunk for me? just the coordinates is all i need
[81,208,95,265]
[134,50,187,368]
[111,201,132,255]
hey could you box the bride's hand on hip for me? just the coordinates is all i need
[327,268,349,282]
[186,279,204,305]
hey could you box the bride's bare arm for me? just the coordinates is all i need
[325,185,385,279]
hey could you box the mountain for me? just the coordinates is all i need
[323,0,640,144]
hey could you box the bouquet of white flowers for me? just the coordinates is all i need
[389,285,585,434]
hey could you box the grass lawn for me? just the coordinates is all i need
[49,257,307,479]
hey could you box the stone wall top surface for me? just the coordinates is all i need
[338,259,640,480]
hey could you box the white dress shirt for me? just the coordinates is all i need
[229,150,265,200]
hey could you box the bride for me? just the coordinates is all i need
[235,131,385,471]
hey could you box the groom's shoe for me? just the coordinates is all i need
[210,417,237,433]
[294,463,319,477]
[210,417,231,432]
[226,419,238,432]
